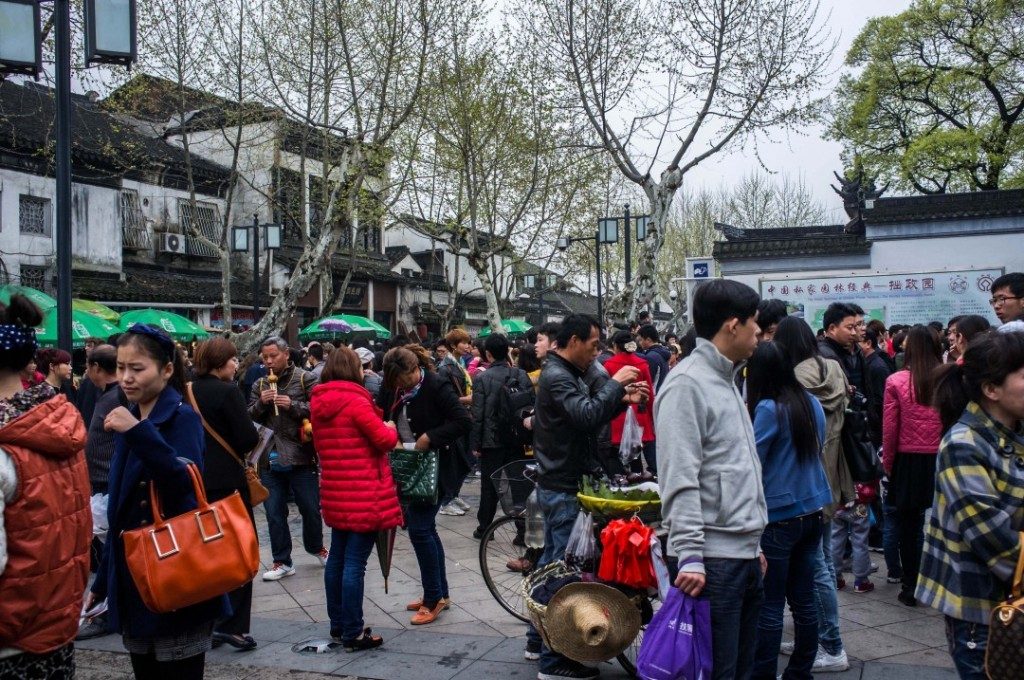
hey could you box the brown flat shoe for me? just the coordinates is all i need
[406,597,450,612]
[506,557,533,573]
[410,601,446,625]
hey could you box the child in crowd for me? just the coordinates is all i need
[832,481,878,593]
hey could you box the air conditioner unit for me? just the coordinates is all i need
[159,232,185,254]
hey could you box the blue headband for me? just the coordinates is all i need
[127,323,176,362]
[0,324,38,354]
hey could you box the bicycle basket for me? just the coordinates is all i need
[491,459,538,517]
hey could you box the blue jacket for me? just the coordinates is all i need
[753,394,832,523]
[91,386,229,638]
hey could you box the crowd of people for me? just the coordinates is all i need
[0,270,1022,680]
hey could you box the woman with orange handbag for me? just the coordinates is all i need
[86,324,228,680]
[189,338,260,652]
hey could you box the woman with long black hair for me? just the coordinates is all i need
[377,345,471,626]
[882,325,944,607]
[747,341,830,680]
[87,324,227,679]
[917,332,1024,679]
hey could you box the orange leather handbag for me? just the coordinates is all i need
[122,462,259,613]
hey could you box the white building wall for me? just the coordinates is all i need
[870,232,1023,275]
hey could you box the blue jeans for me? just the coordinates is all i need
[324,529,376,640]
[812,521,844,655]
[529,489,581,673]
[403,502,448,605]
[753,512,822,680]
[882,493,902,579]
[945,616,988,680]
[703,557,764,680]
[261,466,324,566]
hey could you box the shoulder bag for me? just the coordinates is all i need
[985,532,1024,680]
[388,447,439,505]
[122,462,259,613]
[186,382,270,506]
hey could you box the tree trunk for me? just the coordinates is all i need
[629,169,682,319]
[467,252,503,335]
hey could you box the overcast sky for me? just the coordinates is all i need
[682,0,914,223]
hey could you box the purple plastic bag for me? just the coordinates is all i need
[636,588,713,680]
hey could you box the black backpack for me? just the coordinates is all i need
[841,390,883,483]
[496,369,535,448]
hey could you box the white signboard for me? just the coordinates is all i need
[759,268,1003,329]
[685,257,714,280]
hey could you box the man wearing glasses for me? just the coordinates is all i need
[990,273,1024,325]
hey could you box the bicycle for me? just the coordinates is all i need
[477,461,662,677]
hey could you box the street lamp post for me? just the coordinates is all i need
[557,222,618,326]
[232,216,282,326]
[522,273,555,325]
[1,0,136,351]
[599,204,650,286]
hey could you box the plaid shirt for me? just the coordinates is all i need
[916,402,1024,624]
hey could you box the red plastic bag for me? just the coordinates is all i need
[598,517,657,589]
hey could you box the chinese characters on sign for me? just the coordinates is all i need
[760,269,1002,329]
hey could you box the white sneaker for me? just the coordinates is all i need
[439,502,466,516]
[452,497,471,511]
[813,648,850,672]
[780,641,794,655]
[262,562,296,581]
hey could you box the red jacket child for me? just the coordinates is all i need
[311,379,402,533]
[602,351,655,444]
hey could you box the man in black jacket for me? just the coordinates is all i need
[527,314,648,679]
[470,334,534,537]
[818,302,867,396]
[859,328,892,448]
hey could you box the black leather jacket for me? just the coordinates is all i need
[471,363,534,451]
[534,353,626,493]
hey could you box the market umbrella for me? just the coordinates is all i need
[478,319,532,337]
[374,527,397,594]
[298,313,392,343]
[0,284,56,311]
[119,309,210,341]
[35,308,120,348]
[73,299,121,324]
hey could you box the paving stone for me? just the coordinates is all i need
[861,662,958,679]
[841,627,928,661]
[875,647,956,669]
[478,637,535,665]
[251,592,303,614]
[876,620,948,649]
[449,659,544,679]
[337,649,466,680]
[214,641,349,675]
[839,601,932,627]
[373,629,502,660]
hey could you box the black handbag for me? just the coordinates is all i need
[388,448,439,505]
[986,532,1024,680]
[841,392,883,483]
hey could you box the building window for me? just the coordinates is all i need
[178,200,221,258]
[19,195,51,237]
[120,189,152,250]
[20,265,48,292]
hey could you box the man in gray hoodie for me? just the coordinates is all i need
[655,279,767,680]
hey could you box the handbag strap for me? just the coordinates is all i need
[148,462,210,526]
[185,382,246,469]
[1012,532,1024,599]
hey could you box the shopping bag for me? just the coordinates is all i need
[619,407,644,465]
[636,588,713,680]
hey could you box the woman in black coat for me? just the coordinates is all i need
[188,338,260,651]
[378,345,471,626]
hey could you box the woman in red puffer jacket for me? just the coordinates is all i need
[310,346,400,652]
[603,330,656,473]
[882,325,943,607]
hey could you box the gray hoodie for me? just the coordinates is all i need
[654,338,767,574]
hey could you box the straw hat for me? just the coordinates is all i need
[543,582,641,664]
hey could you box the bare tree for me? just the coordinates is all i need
[517,0,833,318]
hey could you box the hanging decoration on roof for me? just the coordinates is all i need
[831,170,888,236]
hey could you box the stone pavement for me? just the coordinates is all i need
[76,476,958,679]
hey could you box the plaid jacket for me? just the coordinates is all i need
[916,402,1024,624]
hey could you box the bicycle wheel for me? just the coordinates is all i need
[616,592,660,677]
[479,515,540,623]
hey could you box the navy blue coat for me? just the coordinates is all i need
[91,386,230,638]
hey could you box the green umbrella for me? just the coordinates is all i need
[298,313,392,343]
[0,285,56,311]
[35,309,120,349]
[73,299,121,324]
[119,308,210,341]
[478,319,532,337]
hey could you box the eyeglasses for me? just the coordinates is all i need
[989,295,1023,307]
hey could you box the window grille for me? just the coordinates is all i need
[19,195,51,237]
[178,200,221,258]
[20,265,48,292]
[120,190,151,250]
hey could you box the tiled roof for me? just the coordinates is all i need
[0,81,229,192]
[73,266,254,305]
[713,224,869,260]
[864,188,1024,224]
